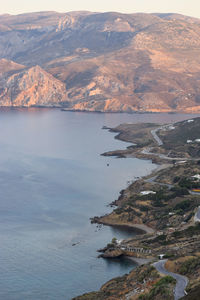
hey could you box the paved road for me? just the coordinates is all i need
[149,125,191,161]
[145,175,173,189]
[194,206,200,222]
[153,259,188,300]
[151,124,176,147]
[151,128,163,146]
[190,190,200,195]
[141,147,189,161]
[146,175,200,196]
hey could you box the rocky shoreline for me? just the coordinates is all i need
[74,117,200,300]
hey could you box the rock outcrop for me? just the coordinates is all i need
[0,64,67,106]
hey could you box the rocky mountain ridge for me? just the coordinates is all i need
[1,11,200,112]
[0,61,67,106]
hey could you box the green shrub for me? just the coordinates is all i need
[179,257,200,275]
[138,276,175,300]
[170,186,189,196]
[115,207,124,214]
[172,223,200,238]
[173,176,180,183]
[139,206,149,212]
[178,177,200,189]
[174,199,191,214]
[138,266,156,283]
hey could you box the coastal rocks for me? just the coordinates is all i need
[97,238,125,258]
[99,249,124,258]
[90,216,103,224]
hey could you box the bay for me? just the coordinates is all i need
[0,109,199,300]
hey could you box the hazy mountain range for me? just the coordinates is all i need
[1,11,200,112]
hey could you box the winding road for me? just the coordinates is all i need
[194,206,200,222]
[148,125,189,161]
[143,124,197,299]
[151,128,164,146]
[145,125,200,225]
[145,174,173,189]
[141,147,189,161]
[153,259,188,300]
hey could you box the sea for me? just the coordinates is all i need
[0,108,199,300]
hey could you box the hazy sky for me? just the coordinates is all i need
[0,0,200,19]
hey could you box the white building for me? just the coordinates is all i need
[140,191,156,195]
[192,174,200,180]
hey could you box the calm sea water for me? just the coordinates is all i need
[0,109,199,300]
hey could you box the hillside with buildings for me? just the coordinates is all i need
[75,117,200,299]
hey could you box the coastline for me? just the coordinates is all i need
[74,117,200,300]
[125,256,153,265]
[92,117,200,251]
[92,219,155,235]
[92,125,169,235]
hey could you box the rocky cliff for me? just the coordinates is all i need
[0,62,67,106]
[1,11,200,111]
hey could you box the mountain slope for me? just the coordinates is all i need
[1,11,200,111]
[0,58,25,75]
[0,64,67,106]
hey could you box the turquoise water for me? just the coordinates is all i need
[0,109,198,300]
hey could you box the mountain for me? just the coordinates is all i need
[0,63,67,106]
[1,11,200,112]
[0,58,25,75]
